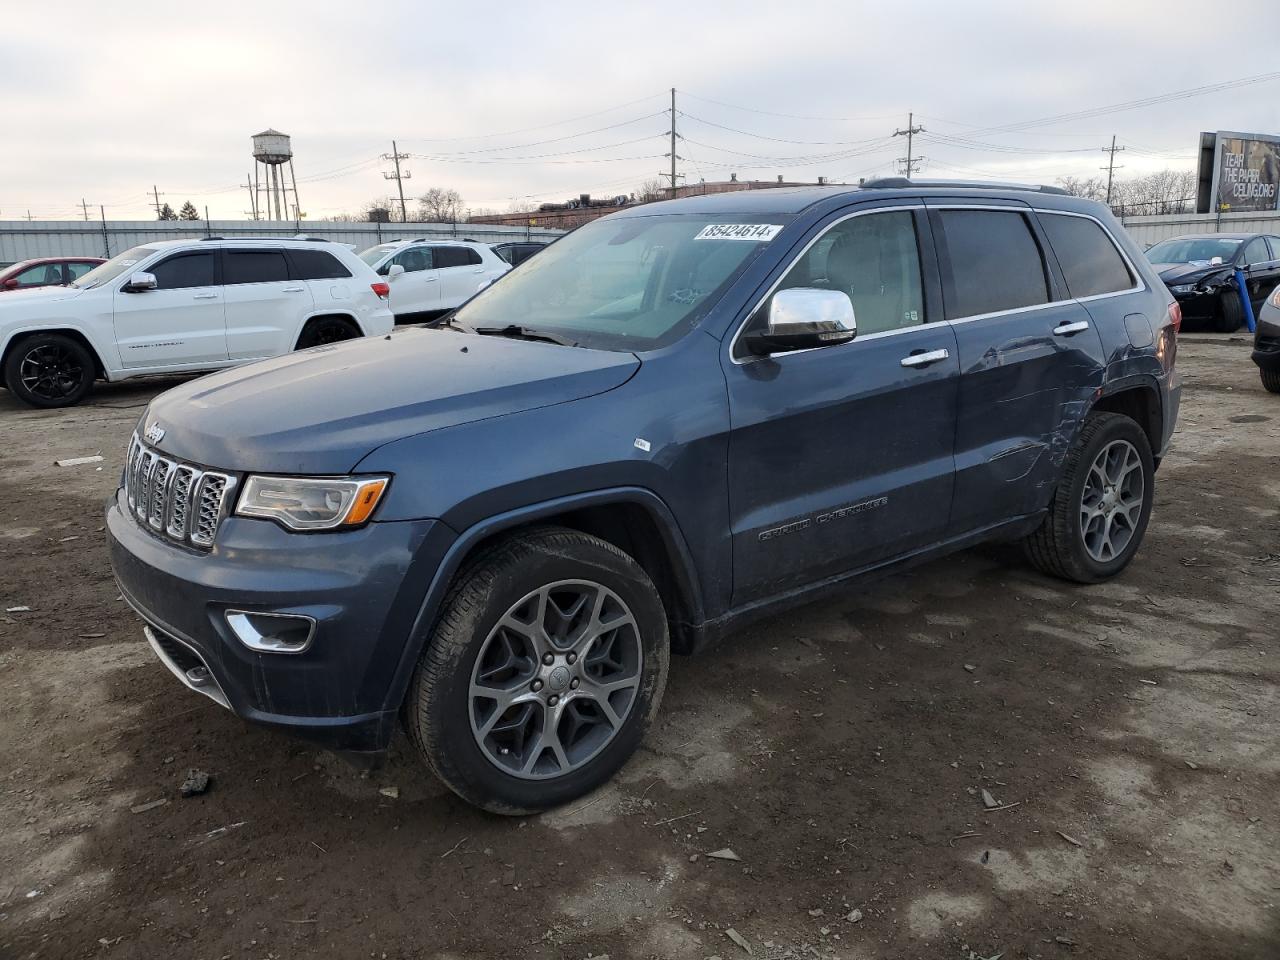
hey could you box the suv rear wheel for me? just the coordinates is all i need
[1023,412,1154,583]
[1261,367,1280,394]
[3,333,95,408]
[405,527,669,814]
[295,316,359,350]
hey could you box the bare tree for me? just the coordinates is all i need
[1056,175,1108,201]
[417,187,464,223]
[506,198,539,214]
[1059,169,1196,217]
[634,178,668,204]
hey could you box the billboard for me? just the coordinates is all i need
[1197,131,1280,213]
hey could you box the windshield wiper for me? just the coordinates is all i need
[473,324,577,347]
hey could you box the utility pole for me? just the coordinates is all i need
[243,172,259,220]
[893,113,926,176]
[150,185,165,219]
[1101,135,1126,206]
[24,210,34,221]
[80,198,91,221]
[660,87,685,197]
[99,205,110,257]
[382,141,412,222]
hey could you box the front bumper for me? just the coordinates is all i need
[1253,333,1280,372]
[107,488,452,752]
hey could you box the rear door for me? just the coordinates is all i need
[113,249,227,369]
[222,247,311,360]
[724,203,960,603]
[928,203,1106,535]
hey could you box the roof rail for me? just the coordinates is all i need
[198,235,331,242]
[861,177,1069,196]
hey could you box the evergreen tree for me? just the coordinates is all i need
[178,201,201,221]
[157,202,178,221]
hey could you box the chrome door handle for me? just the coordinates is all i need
[282,286,305,293]
[1053,320,1090,336]
[423,276,437,282]
[900,348,950,368]
[192,293,218,299]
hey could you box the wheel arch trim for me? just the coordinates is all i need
[384,486,705,714]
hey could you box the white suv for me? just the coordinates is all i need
[0,237,394,408]
[357,239,510,322]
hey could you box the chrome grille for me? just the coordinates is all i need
[123,434,235,549]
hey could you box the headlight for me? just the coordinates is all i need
[236,475,390,531]
[1169,284,1196,295]
[1270,286,1280,308]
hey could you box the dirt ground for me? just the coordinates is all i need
[1,334,1277,960]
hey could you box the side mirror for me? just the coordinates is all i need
[1,278,18,290]
[125,271,157,292]
[745,287,857,356]
[386,264,405,279]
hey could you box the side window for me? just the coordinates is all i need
[13,263,65,287]
[764,210,925,337]
[1039,213,1134,298]
[389,248,433,273]
[149,252,217,290]
[288,248,352,280]
[432,246,481,268]
[223,250,289,285]
[67,262,97,281]
[1242,238,1269,266]
[939,210,1049,319]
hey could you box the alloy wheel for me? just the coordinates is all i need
[469,579,643,779]
[1079,438,1145,563]
[18,343,84,402]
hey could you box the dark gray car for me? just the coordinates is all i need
[107,179,1181,813]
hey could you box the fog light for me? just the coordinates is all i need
[225,610,316,654]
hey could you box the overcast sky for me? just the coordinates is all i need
[4,0,1280,221]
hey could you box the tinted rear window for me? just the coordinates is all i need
[288,248,352,280]
[939,210,1049,319]
[224,250,289,284]
[433,246,482,268]
[1040,213,1133,298]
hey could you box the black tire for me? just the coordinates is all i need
[1262,367,1280,394]
[405,526,670,815]
[2,333,95,408]
[1217,291,1244,333]
[1023,412,1155,584]
[295,316,359,350]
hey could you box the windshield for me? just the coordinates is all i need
[451,214,792,350]
[358,244,395,266]
[1146,237,1241,266]
[71,246,158,289]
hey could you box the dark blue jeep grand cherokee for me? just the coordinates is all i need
[108,179,1181,813]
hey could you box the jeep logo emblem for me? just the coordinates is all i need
[144,422,165,445]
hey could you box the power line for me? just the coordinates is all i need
[676,111,888,147]
[679,91,900,123]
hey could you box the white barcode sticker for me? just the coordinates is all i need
[694,224,784,242]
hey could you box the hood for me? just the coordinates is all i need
[1153,262,1233,285]
[0,285,85,304]
[145,328,640,474]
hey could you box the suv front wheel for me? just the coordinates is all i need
[1023,412,1155,583]
[3,332,96,408]
[405,527,670,814]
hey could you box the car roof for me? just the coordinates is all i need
[1160,233,1258,241]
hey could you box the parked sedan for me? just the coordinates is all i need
[1,257,105,292]
[1146,233,1280,332]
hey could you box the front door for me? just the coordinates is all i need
[113,249,226,369]
[1241,237,1280,313]
[385,246,440,317]
[724,205,960,605]
[222,248,311,360]
[927,204,1107,535]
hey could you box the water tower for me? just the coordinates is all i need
[251,129,301,221]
